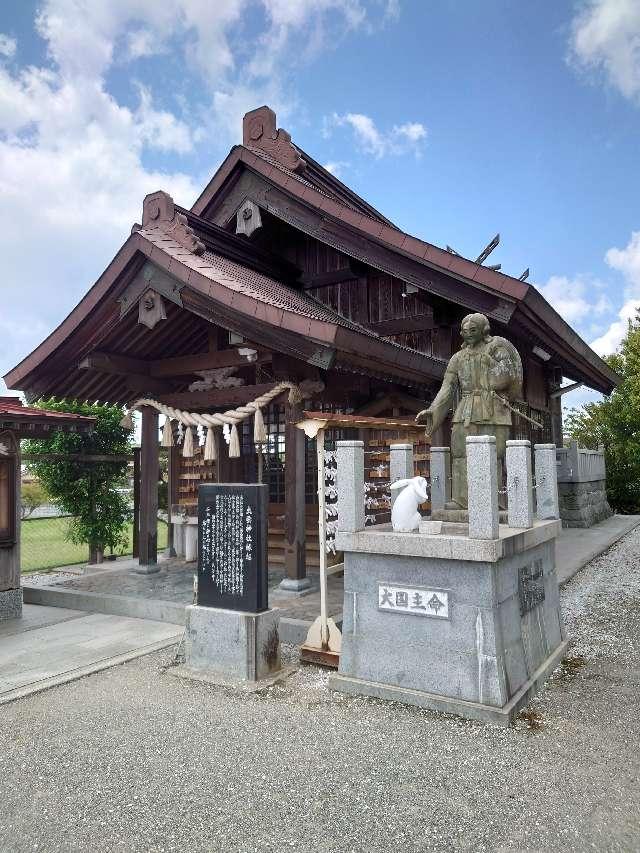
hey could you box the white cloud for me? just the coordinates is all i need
[569,0,640,101]
[538,274,611,324]
[590,299,640,355]
[0,1,397,392]
[587,230,640,355]
[0,34,17,58]
[323,160,349,178]
[606,229,640,288]
[325,111,427,158]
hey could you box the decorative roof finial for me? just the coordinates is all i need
[243,106,307,175]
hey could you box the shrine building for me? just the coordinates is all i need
[4,106,619,584]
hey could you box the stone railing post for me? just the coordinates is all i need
[534,443,560,520]
[506,440,534,528]
[336,440,365,533]
[430,446,451,513]
[466,435,499,539]
[389,443,414,507]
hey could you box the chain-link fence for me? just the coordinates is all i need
[21,513,169,573]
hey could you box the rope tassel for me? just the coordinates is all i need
[253,407,267,446]
[161,418,174,448]
[204,427,217,461]
[182,425,194,458]
[228,424,241,458]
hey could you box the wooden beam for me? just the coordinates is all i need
[365,315,435,336]
[81,348,272,379]
[157,383,282,409]
[149,349,271,377]
[79,352,148,375]
[301,267,357,290]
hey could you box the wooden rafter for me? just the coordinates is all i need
[79,348,272,378]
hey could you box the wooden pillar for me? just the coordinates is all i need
[166,444,179,557]
[132,447,140,559]
[550,393,563,447]
[137,406,159,572]
[281,401,309,590]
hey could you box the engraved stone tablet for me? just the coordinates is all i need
[518,558,545,616]
[378,583,450,619]
[198,484,268,613]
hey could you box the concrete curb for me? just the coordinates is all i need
[22,585,317,646]
[0,634,181,706]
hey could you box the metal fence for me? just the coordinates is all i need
[20,514,168,573]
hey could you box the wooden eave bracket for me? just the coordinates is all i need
[118,261,184,318]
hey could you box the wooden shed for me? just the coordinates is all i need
[0,399,94,620]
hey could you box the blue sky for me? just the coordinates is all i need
[1,0,639,412]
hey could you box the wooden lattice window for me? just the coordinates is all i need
[262,404,286,504]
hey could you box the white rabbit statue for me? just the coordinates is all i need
[390,476,428,532]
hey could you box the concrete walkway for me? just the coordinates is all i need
[0,604,182,705]
[556,514,640,585]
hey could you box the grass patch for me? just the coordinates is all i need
[21,516,168,573]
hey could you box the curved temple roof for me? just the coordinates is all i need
[4,104,619,401]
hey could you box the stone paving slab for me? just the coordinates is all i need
[0,604,86,637]
[0,611,182,705]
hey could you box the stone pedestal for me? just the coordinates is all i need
[0,587,22,620]
[336,440,365,533]
[330,520,567,725]
[184,605,281,682]
[430,447,451,513]
[534,444,560,521]
[389,444,414,507]
[506,440,534,529]
[466,435,499,539]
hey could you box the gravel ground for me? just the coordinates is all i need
[21,571,77,586]
[2,529,640,852]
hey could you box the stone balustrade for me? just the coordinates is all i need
[555,440,611,527]
[336,435,558,540]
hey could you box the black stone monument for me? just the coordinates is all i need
[197,483,269,613]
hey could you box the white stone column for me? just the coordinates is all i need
[336,440,365,533]
[534,443,560,520]
[389,443,413,507]
[430,446,451,512]
[506,440,534,528]
[466,435,499,540]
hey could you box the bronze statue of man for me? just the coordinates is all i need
[416,313,522,510]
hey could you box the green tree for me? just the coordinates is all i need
[24,400,133,559]
[20,480,50,519]
[565,311,640,513]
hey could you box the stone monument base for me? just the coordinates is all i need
[330,640,568,726]
[0,587,22,620]
[184,605,282,683]
[332,520,566,726]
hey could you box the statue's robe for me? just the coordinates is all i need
[427,336,522,509]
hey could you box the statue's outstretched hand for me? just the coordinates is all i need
[415,409,433,434]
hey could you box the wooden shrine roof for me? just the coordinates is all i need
[4,206,447,402]
[0,398,95,438]
[191,108,619,394]
[4,106,620,401]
